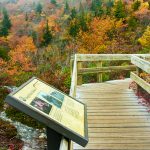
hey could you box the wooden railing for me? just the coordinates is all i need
[70,54,150,86]
[61,53,150,150]
[131,56,150,94]
[59,55,78,150]
[59,56,79,150]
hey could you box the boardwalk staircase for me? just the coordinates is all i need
[60,54,150,150]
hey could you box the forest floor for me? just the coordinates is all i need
[0,119,23,150]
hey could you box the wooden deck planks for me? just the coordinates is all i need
[73,79,150,150]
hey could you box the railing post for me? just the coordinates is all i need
[97,61,103,83]
[70,58,74,77]
[136,67,142,94]
[77,61,83,85]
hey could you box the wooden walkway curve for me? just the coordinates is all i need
[73,79,150,150]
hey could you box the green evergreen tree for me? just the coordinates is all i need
[64,1,70,14]
[128,16,138,29]
[36,3,42,14]
[42,20,52,46]
[95,0,102,7]
[0,26,8,37]
[0,8,11,37]
[79,14,88,32]
[2,8,11,30]
[106,0,114,15]
[69,19,79,37]
[70,7,77,19]
[114,0,126,19]
[0,46,9,60]
[32,31,38,46]
[132,0,141,11]
[91,0,96,12]
[106,0,114,8]
[91,0,104,17]
[106,7,111,15]
[25,12,28,21]
[51,0,56,5]
[78,2,88,31]
[77,2,88,32]
[79,2,84,14]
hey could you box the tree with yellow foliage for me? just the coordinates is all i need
[138,26,150,52]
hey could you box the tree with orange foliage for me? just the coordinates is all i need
[8,36,36,75]
[77,17,114,54]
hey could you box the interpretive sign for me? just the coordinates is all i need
[5,77,88,147]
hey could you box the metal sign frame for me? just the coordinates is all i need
[5,77,88,147]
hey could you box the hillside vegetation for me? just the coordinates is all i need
[0,0,150,88]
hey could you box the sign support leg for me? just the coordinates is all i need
[46,127,62,150]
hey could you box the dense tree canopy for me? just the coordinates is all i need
[0,0,149,89]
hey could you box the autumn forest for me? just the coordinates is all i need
[0,0,150,149]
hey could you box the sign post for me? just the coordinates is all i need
[5,77,88,149]
[46,127,62,150]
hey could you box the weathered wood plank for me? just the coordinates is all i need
[82,102,140,106]
[88,127,150,133]
[87,109,147,113]
[77,95,138,98]
[130,72,150,94]
[87,106,146,110]
[88,111,150,116]
[77,92,136,97]
[82,138,150,144]
[74,143,150,150]
[78,65,136,75]
[78,98,139,101]
[88,132,150,137]
[131,56,150,73]
[76,54,150,61]
[88,118,150,124]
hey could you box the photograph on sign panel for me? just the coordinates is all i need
[37,92,63,109]
[30,97,52,114]
[50,91,64,102]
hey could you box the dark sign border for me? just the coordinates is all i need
[5,77,88,147]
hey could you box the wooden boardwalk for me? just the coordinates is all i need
[73,79,150,150]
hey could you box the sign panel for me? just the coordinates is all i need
[5,77,88,147]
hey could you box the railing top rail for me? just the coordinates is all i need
[131,56,150,74]
[75,54,150,61]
